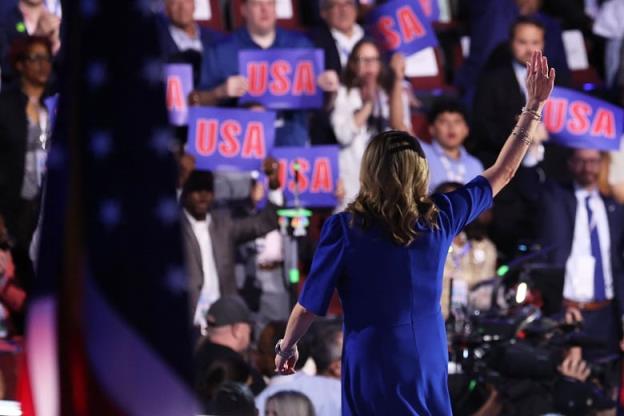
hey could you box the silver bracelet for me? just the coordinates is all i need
[521,107,542,121]
[275,339,297,359]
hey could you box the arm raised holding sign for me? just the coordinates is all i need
[482,50,556,196]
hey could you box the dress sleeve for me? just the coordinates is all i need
[434,175,493,237]
[298,214,346,316]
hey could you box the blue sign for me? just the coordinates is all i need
[270,146,339,207]
[165,64,193,126]
[543,87,623,151]
[239,49,324,109]
[368,0,438,55]
[187,107,276,171]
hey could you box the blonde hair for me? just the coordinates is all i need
[346,131,438,246]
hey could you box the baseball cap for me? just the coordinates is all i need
[206,296,252,327]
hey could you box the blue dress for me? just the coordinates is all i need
[298,176,493,416]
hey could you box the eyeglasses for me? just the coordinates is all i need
[23,53,52,64]
[355,56,381,65]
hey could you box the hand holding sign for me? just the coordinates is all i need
[223,75,249,98]
[389,53,406,80]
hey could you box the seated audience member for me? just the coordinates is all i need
[332,39,412,210]
[158,0,221,85]
[191,0,339,146]
[194,296,256,406]
[309,0,364,146]
[255,320,342,416]
[435,183,497,319]
[207,382,258,416]
[420,99,483,192]
[180,159,282,333]
[537,148,624,362]
[233,180,289,335]
[0,0,60,85]
[0,36,53,293]
[265,391,316,416]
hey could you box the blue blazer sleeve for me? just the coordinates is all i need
[434,175,493,237]
[298,214,345,315]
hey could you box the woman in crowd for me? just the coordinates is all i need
[331,38,413,210]
[275,50,555,415]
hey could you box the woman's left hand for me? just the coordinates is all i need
[275,346,299,375]
[390,53,406,80]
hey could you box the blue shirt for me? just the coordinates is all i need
[200,27,314,147]
[421,139,484,193]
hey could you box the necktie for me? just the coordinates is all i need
[586,195,606,301]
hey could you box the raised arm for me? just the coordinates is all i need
[482,50,555,196]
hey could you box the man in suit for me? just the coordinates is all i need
[308,0,364,146]
[180,159,282,333]
[537,148,624,361]
[158,0,221,86]
[471,16,555,257]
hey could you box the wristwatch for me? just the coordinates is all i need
[275,339,297,359]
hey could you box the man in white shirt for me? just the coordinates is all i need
[537,148,624,361]
[180,159,283,334]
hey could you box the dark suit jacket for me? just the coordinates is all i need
[308,24,342,146]
[181,203,279,320]
[537,181,624,318]
[471,62,525,168]
[0,86,29,233]
[156,14,221,85]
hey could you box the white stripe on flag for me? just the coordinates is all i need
[26,297,60,416]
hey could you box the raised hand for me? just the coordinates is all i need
[525,50,555,105]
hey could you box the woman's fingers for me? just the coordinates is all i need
[542,56,548,77]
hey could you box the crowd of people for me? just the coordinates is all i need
[1,0,624,414]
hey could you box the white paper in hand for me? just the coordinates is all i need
[193,0,212,20]
[405,47,439,77]
[562,30,589,70]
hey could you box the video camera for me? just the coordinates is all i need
[447,252,617,415]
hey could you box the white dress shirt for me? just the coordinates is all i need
[330,24,365,68]
[169,24,203,52]
[563,186,613,302]
[184,211,220,331]
[512,60,528,100]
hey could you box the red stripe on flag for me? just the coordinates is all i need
[17,351,36,416]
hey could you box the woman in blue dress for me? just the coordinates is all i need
[274,51,555,415]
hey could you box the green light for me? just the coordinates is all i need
[468,380,477,391]
[289,268,300,284]
[16,22,26,33]
[497,265,510,277]
[277,208,313,218]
